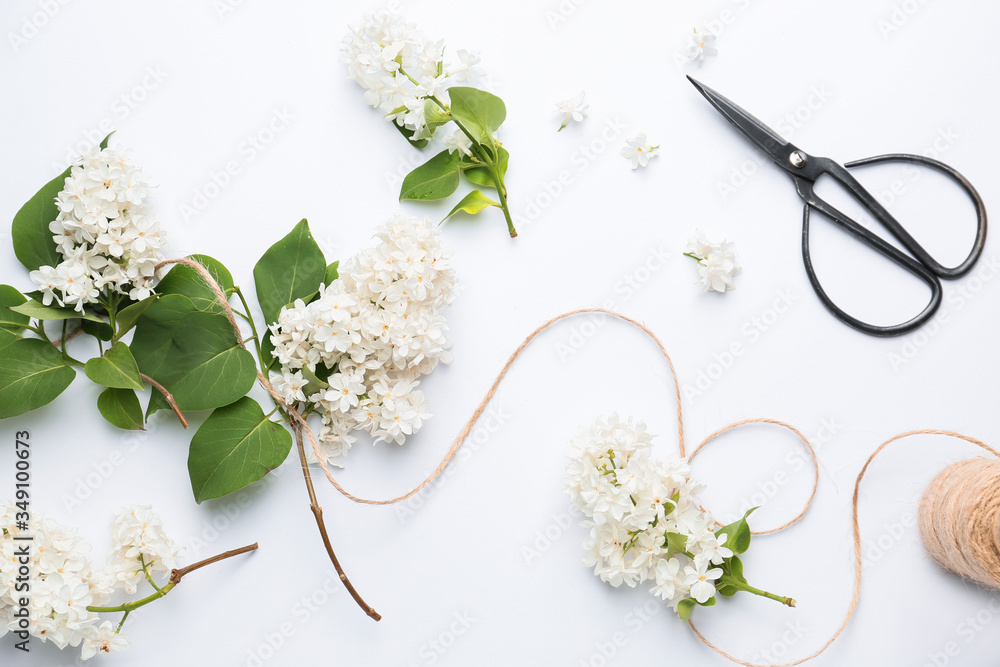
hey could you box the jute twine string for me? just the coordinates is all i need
[161,262,1000,664]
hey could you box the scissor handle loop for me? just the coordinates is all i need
[800,204,943,337]
[843,153,987,278]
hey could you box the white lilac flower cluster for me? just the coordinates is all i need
[30,145,165,312]
[565,415,733,613]
[686,230,741,293]
[268,215,456,467]
[0,504,180,659]
[342,11,486,145]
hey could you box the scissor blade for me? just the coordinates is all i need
[687,76,791,166]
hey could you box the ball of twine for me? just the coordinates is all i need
[919,458,1000,589]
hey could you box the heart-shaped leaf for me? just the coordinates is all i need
[0,338,75,419]
[130,294,256,416]
[188,397,293,502]
[97,387,144,430]
[85,342,144,390]
[448,87,506,145]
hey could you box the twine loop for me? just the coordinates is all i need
[162,258,1000,665]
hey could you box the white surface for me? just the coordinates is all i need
[2,0,1000,665]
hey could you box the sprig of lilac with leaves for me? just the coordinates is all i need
[343,12,518,238]
[566,415,794,620]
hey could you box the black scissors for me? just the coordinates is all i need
[688,77,988,337]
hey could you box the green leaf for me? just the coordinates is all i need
[392,121,429,149]
[0,338,75,419]
[0,286,29,333]
[300,365,329,393]
[97,387,144,430]
[260,333,278,373]
[664,532,689,557]
[0,329,21,352]
[84,342,144,390]
[441,190,500,223]
[188,397,293,502]
[324,261,340,285]
[100,132,114,150]
[81,319,113,341]
[677,598,696,621]
[130,294,256,415]
[113,296,156,343]
[463,146,509,188]
[11,167,69,272]
[399,150,462,201]
[448,87,506,144]
[253,219,326,329]
[716,507,757,555]
[154,255,234,313]
[423,98,452,136]
[727,555,745,579]
[10,299,105,324]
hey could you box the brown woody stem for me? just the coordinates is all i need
[170,542,259,585]
[141,373,189,428]
[293,423,381,621]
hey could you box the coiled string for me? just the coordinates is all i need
[177,264,998,665]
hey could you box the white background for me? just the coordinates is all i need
[2,0,1000,665]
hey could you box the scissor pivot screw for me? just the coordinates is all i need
[789,151,807,168]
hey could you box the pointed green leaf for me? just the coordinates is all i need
[0,286,29,333]
[300,365,328,393]
[441,190,500,223]
[253,220,326,329]
[113,295,156,343]
[0,338,75,419]
[11,167,69,272]
[723,554,747,584]
[154,255,234,313]
[400,150,462,201]
[10,299,105,324]
[324,261,340,286]
[447,87,506,144]
[188,397,293,502]
[130,294,256,415]
[664,531,689,557]
[97,387,144,430]
[84,342,144,390]
[716,507,757,555]
[99,132,114,150]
